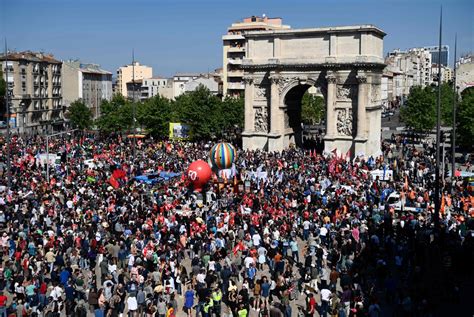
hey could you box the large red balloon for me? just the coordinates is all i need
[187,160,212,192]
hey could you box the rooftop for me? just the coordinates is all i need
[0,51,61,64]
[64,60,112,75]
[244,24,386,38]
[174,72,202,78]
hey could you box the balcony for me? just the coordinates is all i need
[227,70,244,77]
[227,82,244,90]
[223,34,245,41]
[228,58,242,65]
[228,46,245,53]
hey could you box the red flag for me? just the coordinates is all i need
[346,149,351,161]
[233,241,245,256]
[109,175,119,189]
[113,169,126,180]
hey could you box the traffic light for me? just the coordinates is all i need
[440,131,446,143]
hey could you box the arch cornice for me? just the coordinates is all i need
[241,62,386,72]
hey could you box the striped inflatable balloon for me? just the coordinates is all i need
[209,142,236,170]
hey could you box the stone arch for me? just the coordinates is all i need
[241,25,386,157]
[277,76,328,148]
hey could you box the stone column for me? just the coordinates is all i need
[269,74,281,133]
[243,75,254,132]
[325,72,337,138]
[356,73,368,139]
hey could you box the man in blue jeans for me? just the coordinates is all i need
[0,291,8,317]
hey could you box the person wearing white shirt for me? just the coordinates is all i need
[244,256,255,269]
[127,295,138,313]
[196,270,206,285]
[252,233,261,247]
[320,287,332,316]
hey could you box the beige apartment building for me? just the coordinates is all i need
[222,16,290,97]
[62,60,113,119]
[115,61,152,97]
[1,51,64,134]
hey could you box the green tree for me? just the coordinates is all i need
[301,92,325,125]
[401,83,455,132]
[401,86,436,131]
[175,85,221,140]
[66,99,92,130]
[137,94,173,137]
[219,96,244,133]
[457,87,474,148]
[96,94,132,133]
[440,83,455,126]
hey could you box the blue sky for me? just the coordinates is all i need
[1,0,472,77]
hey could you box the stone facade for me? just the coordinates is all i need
[241,25,386,157]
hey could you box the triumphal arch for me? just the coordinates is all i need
[241,25,386,157]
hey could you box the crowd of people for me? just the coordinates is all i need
[0,132,472,317]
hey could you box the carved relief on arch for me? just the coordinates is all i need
[277,75,320,96]
[254,84,269,100]
[370,84,380,104]
[336,85,357,101]
[254,106,269,133]
[336,108,353,136]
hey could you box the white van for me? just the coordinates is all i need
[370,169,393,181]
[387,192,419,212]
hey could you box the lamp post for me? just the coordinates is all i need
[3,39,12,189]
[132,50,136,162]
[451,34,457,180]
[434,7,443,230]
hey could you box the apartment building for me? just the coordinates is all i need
[62,60,112,119]
[173,73,200,98]
[141,77,170,100]
[222,16,290,97]
[115,62,152,97]
[385,48,432,95]
[431,64,454,83]
[1,51,64,134]
[423,45,449,67]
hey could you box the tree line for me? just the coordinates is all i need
[67,85,244,140]
[401,83,474,148]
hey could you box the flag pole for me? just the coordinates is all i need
[4,39,12,189]
[451,34,457,181]
[434,6,443,230]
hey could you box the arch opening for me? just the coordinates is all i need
[283,84,326,150]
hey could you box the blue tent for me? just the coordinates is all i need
[134,172,181,185]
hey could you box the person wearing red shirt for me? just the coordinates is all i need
[0,291,7,317]
[306,292,317,316]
